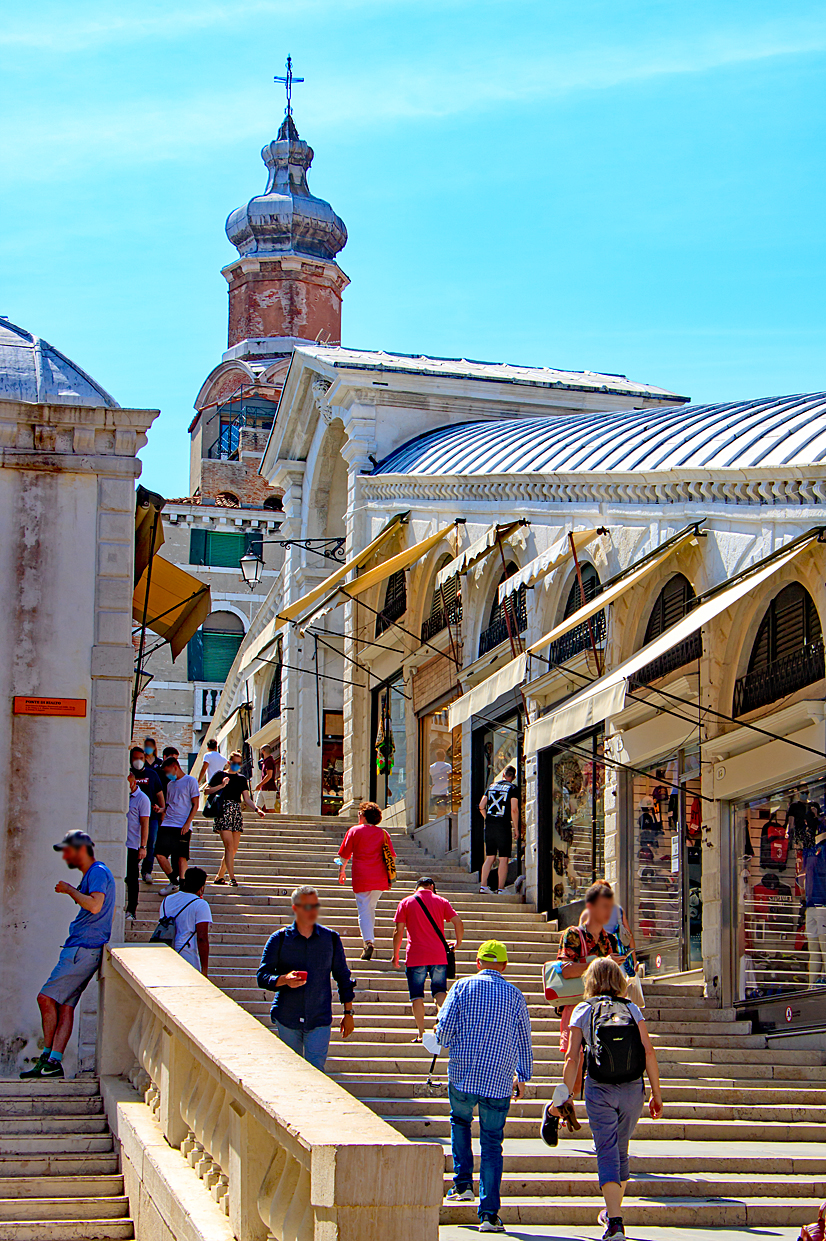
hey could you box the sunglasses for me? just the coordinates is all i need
[296,902,320,911]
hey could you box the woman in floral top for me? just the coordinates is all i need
[557,882,622,1082]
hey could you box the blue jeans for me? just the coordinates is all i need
[276,1021,331,1072]
[584,1076,645,1185]
[141,818,160,878]
[448,1084,510,1218]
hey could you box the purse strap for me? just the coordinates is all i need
[415,894,451,954]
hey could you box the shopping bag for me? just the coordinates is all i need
[625,969,645,1009]
[542,928,594,1004]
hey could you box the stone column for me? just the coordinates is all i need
[0,398,157,1076]
[269,464,306,816]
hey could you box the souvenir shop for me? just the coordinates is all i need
[734,769,826,1026]
[536,726,606,924]
[470,692,524,881]
[371,671,408,816]
[621,746,704,977]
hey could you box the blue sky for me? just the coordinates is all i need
[2,0,825,496]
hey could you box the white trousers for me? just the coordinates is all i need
[254,789,277,810]
[355,889,383,942]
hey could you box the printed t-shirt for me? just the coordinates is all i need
[64,861,116,948]
[131,764,163,813]
[161,890,212,969]
[484,780,518,827]
[394,890,457,966]
[162,775,200,829]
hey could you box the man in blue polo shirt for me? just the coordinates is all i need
[21,831,116,1079]
[257,885,356,1071]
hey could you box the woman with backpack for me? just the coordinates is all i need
[556,882,623,1091]
[207,751,265,887]
[546,956,663,1241]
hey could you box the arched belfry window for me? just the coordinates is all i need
[478,561,527,657]
[547,564,605,664]
[376,569,407,636]
[734,583,824,715]
[421,554,462,643]
[632,574,701,685]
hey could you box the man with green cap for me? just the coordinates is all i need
[436,938,533,1232]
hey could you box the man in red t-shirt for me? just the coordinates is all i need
[393,876,464,1041]
[254,745,278,812]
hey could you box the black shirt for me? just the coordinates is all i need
[131,765,163,816]
[257,923,355,1030]
[208,772,249,803]
[484,780,519,826]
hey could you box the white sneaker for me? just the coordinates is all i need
[480,885,491,894]
[125,911,136,922]
[141,874,154,885]
[445,1187,474,1202]
[160,882,179,896]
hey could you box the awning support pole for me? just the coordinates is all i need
[314,635,321,747]
[131,506,160,737]
[569,532,603,677]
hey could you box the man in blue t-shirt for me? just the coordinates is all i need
[21,831,115,1080]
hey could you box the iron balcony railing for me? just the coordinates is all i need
[630,630,703,687]
[421,597,462,643]
[546,607,607,666]
[478,588,528,657]
[733,637,825,717]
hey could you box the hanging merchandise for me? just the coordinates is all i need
[760,814,790,870]
[687,796,702,841]
[375,693,395,777]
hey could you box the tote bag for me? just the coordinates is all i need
[543,927,597,1005]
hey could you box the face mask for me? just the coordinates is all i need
[144,746,155,755]
[229,763,241,773]
[132,760,145,771]
[166,773,177,784]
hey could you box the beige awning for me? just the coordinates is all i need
[246,716,282,749]
[436,520,528,589]
[527,532,696,659]
[499,529,601,604]
[346,522,456,598]
[448,653,528,731]
[134,492,165,584]
[132,557,211,661]
[525,535,819,755]
[236,512,409,674]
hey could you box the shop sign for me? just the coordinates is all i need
[671,835,680,874]
[786,1006,795,1024]
[13,697,87,718]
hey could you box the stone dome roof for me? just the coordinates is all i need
[0,318,119,408]
[225,115,347,261]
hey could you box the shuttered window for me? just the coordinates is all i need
[748,583,822,673]
[376,570,407,636]
[189,528,263,568]
[189,610,245,683]
[563,563,601,617]
[201,632,244,681]
[643,574,696,643]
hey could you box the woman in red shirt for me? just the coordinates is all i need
[337,801,396,960]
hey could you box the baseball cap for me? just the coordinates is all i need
[53,831,95,851]
[477,939,508,963]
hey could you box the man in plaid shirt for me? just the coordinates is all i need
[436,939,533,1232]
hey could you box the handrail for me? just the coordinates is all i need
[99,946,442,1241]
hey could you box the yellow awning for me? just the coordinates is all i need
[132,557,211,661]
[345,522,455,598]
[527,531,696,659]
[498,529,602,603]
[436,520,528,589]
[134,491,165,584]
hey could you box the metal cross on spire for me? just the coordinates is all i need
[274,56,304,125]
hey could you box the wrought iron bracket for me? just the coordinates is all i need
[262,537,347,562]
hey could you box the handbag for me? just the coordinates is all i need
[381,831,397,886]
[203,790,225,820]
[799,1201,826,1241]
[543,927,596,1005]
[624,966,645,1009]
[415,894,456,980]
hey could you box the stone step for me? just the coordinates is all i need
[0,1179,123,1201]
[367,1095,826,1124]
[0,1101,103,1119]
[0,1120,109,1138]
[0,1220,133,1240]
[323,1054,826,1081]
[447,1171,826,1198]
[0,1158,119,1179]
[335,1077,826,1105]
[439,1195,821,1227]
[0,1085,99,1100]
[387,1114,826,1141]
[0,1198,130,1222]
[0,1138,114,1157]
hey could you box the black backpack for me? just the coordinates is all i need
[584,997,646,1085]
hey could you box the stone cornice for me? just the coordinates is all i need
[0,399,158,465]
[361,470,826,508]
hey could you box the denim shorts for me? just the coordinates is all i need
[40,945,103,1008]
[406,963,448,1000]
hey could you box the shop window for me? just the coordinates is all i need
[376,570,407,636]
[547,565,605,664]
[629,755,702,976]
[418,699,462,825]
[372,673,408,812]
[734,583,824,716]
[421,556,462,643]
[478,562,527,657]
[631,574,701,685]
[547,731,605,916]
[189,528,263,569]
[475,711,525,883]
[737,774,826,1001]
[321,711,344,816]
[187,611,244,682]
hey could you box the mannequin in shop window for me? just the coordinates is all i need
[803,823,826,987]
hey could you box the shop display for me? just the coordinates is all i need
[321,712,344,816]
[737,774,826,1000]
[372,674,408,812]
[548,730,604,910]
[418,701,462,823]
[477,711,524,885]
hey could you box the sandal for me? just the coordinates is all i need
[213,876,227,885]
[412,1034,423,1043]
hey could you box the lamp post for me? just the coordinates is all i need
[239,537,347,591]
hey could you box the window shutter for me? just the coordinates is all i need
[563,564,600,618]
[202,631,244,681]
[189,527,207,566]
[644,575,695,644]
[205,531,245,568]
[244,530,264,559]
[187,629,205,680]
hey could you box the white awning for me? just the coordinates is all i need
[499,529,601,604]
[246,716,282,749]
[216,708,244,749]
[525,535,818,755]
[448,654,528,731]
[527,532,696,658]
[436,520,528,588]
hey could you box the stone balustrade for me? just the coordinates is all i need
[98,946,443,1241]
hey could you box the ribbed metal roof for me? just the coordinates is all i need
[373,394,826,475]
[0,318,119,408]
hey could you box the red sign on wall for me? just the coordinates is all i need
[13,697,87,718]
